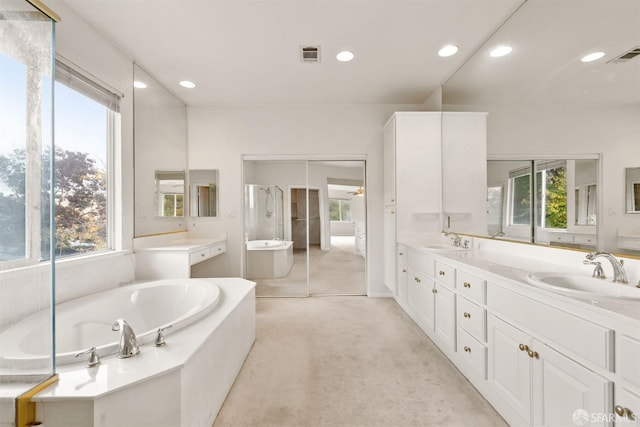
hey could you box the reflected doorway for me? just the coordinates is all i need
[243,158,366,297]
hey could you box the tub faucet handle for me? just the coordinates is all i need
[154,325,173,347]
[75,346,101,367]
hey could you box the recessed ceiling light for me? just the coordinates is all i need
[133,81,147,89]
[490,45,512,58]
[336,51,354,62]
[179,80,196,88]
[581,51,605,63]
[438,45,459,57]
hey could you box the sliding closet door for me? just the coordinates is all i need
[307,161,367,295]
[243,159,308,297]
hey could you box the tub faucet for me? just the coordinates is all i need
[584,252,628,284]
[444,231,462,247]
[112,319,139,358]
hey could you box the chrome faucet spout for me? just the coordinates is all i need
[585,252,628,284]
[112,319,139,358]
[444,231,462,247]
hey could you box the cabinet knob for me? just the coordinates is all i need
[464,346,471,353]
[414,277,421,283]
[391,210,395,214]
[402,269,407,273]
[519,344,529,352]
[463,282,471,288]
[615,406,626,417]
[432,289,437,294]
[463,312,471,319]
[391,198,395,203]
[439,271,445,276]
[398,252,403,256]
[527,349,539,359]
[201,253,205,257]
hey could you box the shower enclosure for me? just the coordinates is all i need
[244,184,284,241]
[0,0,57,423]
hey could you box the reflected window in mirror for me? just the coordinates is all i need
[155,171,185,217]
[189,169,219,217]
[535,160,567,230]
[626,167,640,213]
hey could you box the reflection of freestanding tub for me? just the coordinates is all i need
[246,240,294,279]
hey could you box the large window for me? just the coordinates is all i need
[0,55,119,265]
[329,199,352,222]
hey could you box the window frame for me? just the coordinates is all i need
[329,198,353,222]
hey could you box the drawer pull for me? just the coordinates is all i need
[615,406,626,417]
[463,282,471,288]
[527,349,539,359]
[519,344,529,352]
[201,253,206,257]
[463,312,471,319]
[432,289,437,294]
[439,271,445,276]
[414,277,421,283]
[402,269,407,273]
[463,346,471,353]
[399,252,403,256]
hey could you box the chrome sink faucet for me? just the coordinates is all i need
[584,252,628,284]
[444,231,462,247]
[112,319,139,358]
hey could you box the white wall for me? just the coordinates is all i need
[187,104,419,296]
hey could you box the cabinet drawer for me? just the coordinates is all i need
[190,248,211,265]
[456,270,486,303]
[573,234,596,245]
[397,244,408,264]
[435,261,455,289]
[211,242,226,256]
[408,250,434,277]
[487,283,613,370]
[457,297,486,342]
[457,327,487,379]
[619,334,640,388]
[548,233,574,243]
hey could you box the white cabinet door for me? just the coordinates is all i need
[396,260,408,306]
[383,116,396,206]
[488,314,532,425]
[383,207,396,294]
[434,284,456,351]
[532,340,612,427]
[408,268,434,333]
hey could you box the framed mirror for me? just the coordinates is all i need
[155,171,185,217]
[626,167,640,214]
[189,169,218,217]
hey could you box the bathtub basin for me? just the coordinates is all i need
[0,279,221,367]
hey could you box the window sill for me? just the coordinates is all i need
[0,250,133,278]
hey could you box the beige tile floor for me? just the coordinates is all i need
[212,296,507,427]
[255,236,366,297]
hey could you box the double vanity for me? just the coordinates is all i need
[391,236,640,427]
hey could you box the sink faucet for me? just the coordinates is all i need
[444,231,462,247]
[112,319,139,358]
[584,252,628,284]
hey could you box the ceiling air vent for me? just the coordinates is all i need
[300,45,321,63]
[607,46,640,64]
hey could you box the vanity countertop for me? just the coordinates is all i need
[138,237,226,252]
[399,239,640,324]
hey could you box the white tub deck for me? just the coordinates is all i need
[31,278,255,427]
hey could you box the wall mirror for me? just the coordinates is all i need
[155,170,185,217]
[133,64,187,235]
[626,167,640,214]
[442,0,640,254]
[189,169,218,217]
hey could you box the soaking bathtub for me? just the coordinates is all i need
[5,277,256,427]
[246,240,294,279]
[0,279,221,368]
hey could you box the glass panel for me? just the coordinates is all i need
[0,0,56,421]
[243,160,306,297]
[308,160,366,296]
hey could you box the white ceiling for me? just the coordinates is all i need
[62,0,522,106]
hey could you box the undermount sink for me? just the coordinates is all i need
[526,272,640,300]
[421,243,469,252]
